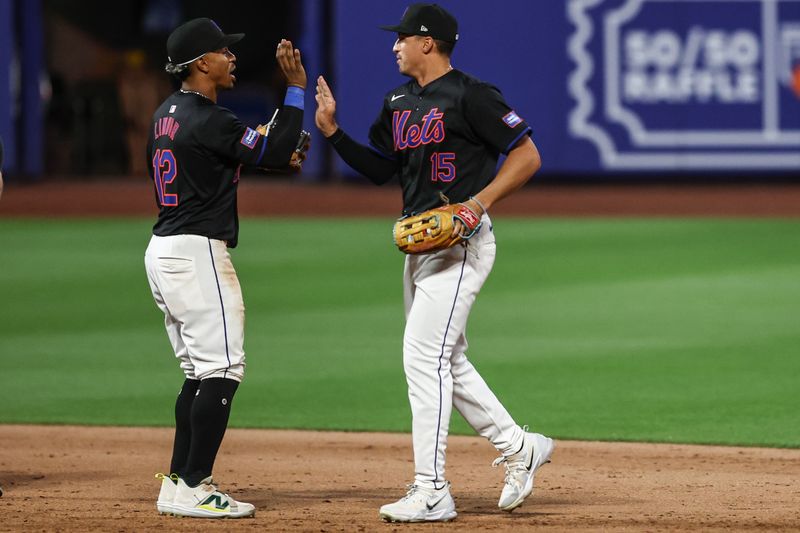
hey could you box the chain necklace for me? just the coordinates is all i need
[179,88,212,101]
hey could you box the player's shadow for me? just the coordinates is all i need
[454,493,566,518]
[241,487,394,508]
[0,469,129,504]
[0,470,114,490]
[243,487,576,518]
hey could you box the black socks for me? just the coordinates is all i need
[181,377,240,487]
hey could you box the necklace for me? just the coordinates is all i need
[180,88,211,101]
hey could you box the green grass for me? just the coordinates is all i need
[0,218,798,447]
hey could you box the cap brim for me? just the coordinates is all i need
[221,33,245,47]
[379,24,412,34]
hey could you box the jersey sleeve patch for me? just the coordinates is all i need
[240,127,260,149]
[502,111,523,128]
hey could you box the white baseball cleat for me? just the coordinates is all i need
[379,482,457,522]
[171,476,255,518]
[155,472,179,514]
[493,429,555,511]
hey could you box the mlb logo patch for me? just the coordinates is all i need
[503,111,523,128]
[240,127,260,149]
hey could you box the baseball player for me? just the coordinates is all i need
[315,3,554,522]
[145,18,307,519]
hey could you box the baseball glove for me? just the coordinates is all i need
[393,202,483,254]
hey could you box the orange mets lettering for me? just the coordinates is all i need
[393,108,446,150]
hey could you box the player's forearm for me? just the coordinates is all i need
[474,137,541,211]
[260,100,304,168]
[317,119,338,138]
[327,128,398,185]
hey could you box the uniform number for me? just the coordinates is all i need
[152,149,178,206]
[430,152,456,182]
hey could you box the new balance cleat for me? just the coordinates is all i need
[155,472,178,515]
[171,476,255,518]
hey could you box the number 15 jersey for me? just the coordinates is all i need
[368,69,532,215]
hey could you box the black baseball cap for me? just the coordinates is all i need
[167,18,244,66]
[380,3,459,43]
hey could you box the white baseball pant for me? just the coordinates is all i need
[402,214,525,488]
[145,234,246,382]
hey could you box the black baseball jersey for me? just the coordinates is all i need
[368,69,532,215]
[147,91,273,248]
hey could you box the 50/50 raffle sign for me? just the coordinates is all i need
[568,0,800,169]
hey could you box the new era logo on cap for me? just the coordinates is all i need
[420,25,428,32]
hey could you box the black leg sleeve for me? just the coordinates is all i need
[169,378,200,475]
[182,378,239,487]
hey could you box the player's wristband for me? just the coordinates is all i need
[469,196,487,215]
[284,86,304,110]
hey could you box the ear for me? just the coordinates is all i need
[195,57,211,74]
[422,37,434,54]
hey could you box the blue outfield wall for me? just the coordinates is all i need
[314,0,800,177]
[3,1,798,179]
[0,0,45,178]
[0,0,15,173]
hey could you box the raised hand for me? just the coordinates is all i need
[314,76,339,138]
[276,39,306,89]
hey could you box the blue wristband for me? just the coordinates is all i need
[284,86,304,110]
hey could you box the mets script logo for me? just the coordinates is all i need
[567,0,800,170]
[393,108,446,150]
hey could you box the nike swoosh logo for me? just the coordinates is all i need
[526,445,536,470]
[426,493,447,510]
[391,94,405,101]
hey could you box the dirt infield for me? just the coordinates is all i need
[2,182,798,531]
[1,178,799,217]
[1,425,798,532]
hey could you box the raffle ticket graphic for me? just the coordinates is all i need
[568,0,800,169]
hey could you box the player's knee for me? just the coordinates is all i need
[403,337,449,368]
[404,329,445,352]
